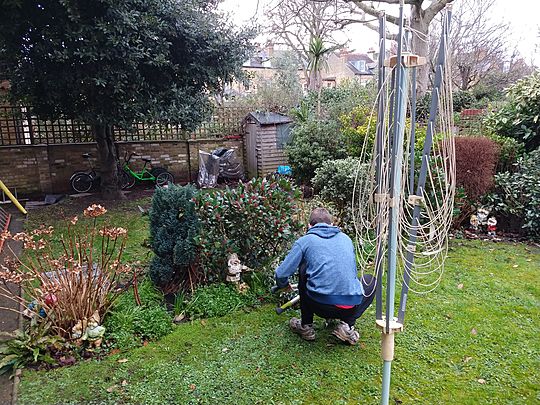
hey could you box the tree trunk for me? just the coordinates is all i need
[410,6,430,98]
[93,123,125,200]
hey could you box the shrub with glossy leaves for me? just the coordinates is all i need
[194,177,303,279]
[485,72,540,151]
[487,149,540,239]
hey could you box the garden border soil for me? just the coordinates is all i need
[0,206,23,405]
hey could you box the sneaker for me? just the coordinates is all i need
[289,317,316,341]
[332,321,360,345]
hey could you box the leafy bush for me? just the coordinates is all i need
[341,105,429,159]
[312,158,370,234]
[194,177,302,279]
[184,283,257,319]
[149,184,199,291]
[339,106,377,157]
[486,133,525,173]
[104,279,172,349]
[286,119,347,184]
[0,325,61,376]
[487,149,540,238]
[485,72,540,151]
[301,79,377,121]
[312,158,369,210]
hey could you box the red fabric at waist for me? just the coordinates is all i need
[335,305,354,309]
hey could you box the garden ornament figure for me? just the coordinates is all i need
[477,208,490,226]
[71,310,106,347]
[226,253,248,284]
[487,217,497,237]
[469,214,479,231]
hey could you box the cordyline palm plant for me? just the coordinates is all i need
[0,204,137,339]
[307,36,338,115]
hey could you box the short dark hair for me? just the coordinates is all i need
[309,207,333,226]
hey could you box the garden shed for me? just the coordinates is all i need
[244,112,293,178]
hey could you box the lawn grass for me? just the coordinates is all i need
[18,239,539,405]
[24,195,152,264]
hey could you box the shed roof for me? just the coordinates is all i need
[248,111,292,125]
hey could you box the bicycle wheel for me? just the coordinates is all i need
[150,167,166,177]
[120,170,136,190]
[71,173,93,193]
[155,171,174,188]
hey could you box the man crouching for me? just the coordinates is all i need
[275,207,374,345]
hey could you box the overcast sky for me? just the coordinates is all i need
[219,0,539,65]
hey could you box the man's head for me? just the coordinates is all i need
[309,207,333,227]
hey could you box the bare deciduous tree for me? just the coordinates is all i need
[312,0,453,97]
[264,0,357,86]
[430,0,534,93]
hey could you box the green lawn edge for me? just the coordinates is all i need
[17,240,540,405]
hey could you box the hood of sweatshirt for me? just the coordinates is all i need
[306,223,341,239]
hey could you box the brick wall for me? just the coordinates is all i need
[0,138,243,196]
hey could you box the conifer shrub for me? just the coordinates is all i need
[194,177,303,280]
[149,184,199,291]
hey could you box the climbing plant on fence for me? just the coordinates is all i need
[194,177,303,280]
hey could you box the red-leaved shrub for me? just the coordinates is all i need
[455,136,500,199]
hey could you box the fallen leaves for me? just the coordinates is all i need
[470,328,478,336]
[477,378,486,384]
[457,283,464,289]
[117,358,129,363]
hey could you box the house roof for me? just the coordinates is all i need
[341,53,375,76]
[248,112,292,125]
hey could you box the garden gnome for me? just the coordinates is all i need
[469,214,479,231]
[86,310,106,348]
[477,208,490,226]
[487,217,497,237]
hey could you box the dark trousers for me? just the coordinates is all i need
[299,272,375,327]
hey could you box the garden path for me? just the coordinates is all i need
[0,206,23,405]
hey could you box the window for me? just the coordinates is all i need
[276,123,292,149]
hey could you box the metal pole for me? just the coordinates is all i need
[397,6,452,325]
[374,11,387,322]
[381,1,407,404]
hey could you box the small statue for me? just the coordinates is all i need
[469,214,479,231]
[487,217,497,237]
[477,208,490,226]
[226,253,246,284]
[71,310,106,348]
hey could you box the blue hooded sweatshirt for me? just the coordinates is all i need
[275,223,364,306]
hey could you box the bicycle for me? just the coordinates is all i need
[121,153,174,189]
[70,153,131,193]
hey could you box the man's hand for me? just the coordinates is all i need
[271,284,294,294]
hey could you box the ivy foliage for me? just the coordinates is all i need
[0,0,253,129]
[486,72,540,151]
[149,184,199,288]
